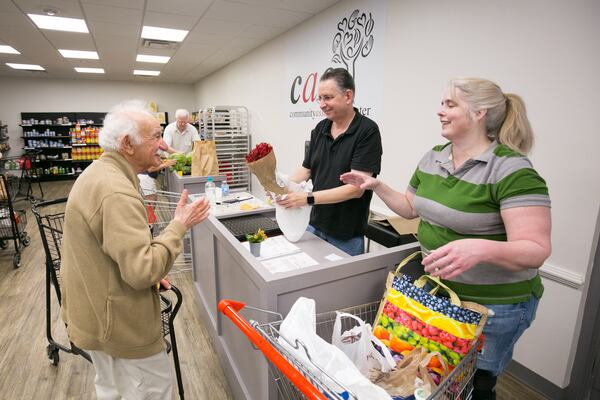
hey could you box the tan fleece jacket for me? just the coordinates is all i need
[60,151,187,359]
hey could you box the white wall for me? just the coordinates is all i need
[194,0,600,388]
[0,77,196,157]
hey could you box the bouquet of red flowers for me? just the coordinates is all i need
[245,142,287,195]
[245,142,272,162]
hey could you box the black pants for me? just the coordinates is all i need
[472,369,497,400]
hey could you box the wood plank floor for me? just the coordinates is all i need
[0,180,547,399]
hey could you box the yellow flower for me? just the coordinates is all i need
[246,228,268,243]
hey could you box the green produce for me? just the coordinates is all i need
[169,152,193,174]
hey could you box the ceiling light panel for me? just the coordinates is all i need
[59,49,99,59]
[141,26,188,42]
[0,45,20,54]
[75,67,105,74]
[28,14,89,33]
[6,63,45,70]
[133,69,160,76]
[136,54,170,63]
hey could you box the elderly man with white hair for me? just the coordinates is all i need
[163,108,201,154]
[60,101,210,400]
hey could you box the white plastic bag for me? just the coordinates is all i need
[278,297,391,400]
[274,178,313,242]
[332,312,396,376]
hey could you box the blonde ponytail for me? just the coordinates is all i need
[499,93,534,154]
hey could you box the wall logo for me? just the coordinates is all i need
[288,7,378,119]
[331,9,375,80]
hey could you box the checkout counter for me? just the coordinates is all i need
[188,192,420,400]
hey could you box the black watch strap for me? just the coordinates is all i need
[307,192,315,205]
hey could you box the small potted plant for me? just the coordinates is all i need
[246,228,268,257]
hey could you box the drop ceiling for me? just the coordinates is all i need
[0,0,339,83]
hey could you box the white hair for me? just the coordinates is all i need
[99,100,154,151]
[175,109,190,119]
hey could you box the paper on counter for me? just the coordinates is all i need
[242,235,301,261]
[324,253,344,261]
[261,252,318,274]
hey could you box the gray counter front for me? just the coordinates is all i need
[166,171,227,194]
[190,209,419,400]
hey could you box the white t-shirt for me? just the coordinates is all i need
[162,122,200,153]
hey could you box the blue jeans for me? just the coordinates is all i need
[306,225,364,256]
[477,296,539,376]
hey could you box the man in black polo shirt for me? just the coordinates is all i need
[277,68,382,256]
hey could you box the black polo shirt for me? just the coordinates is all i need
[302,108,382,240]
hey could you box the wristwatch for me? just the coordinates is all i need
[306,192,315,205]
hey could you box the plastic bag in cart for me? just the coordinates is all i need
[278,297,392,400]
[332,312,396,376]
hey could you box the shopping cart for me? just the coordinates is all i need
[145,189,192,271]
[32,198,186,399]
[0,151,44,202]
[0,174,31,267]
[219,300,479,400]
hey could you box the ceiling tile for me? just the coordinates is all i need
[240,24,286,39]
[142,11,199,31]
[87,20,141,38]
[226,0,340,14]
[205,1,311,28]
[0,11,33,28]
[82,3,143,25]
[80,0,145,9]
[0,2,19,13]
[185,31,235,46]
[192,18,249,36]
[14,0,84,18]
[146,0,212,17]
[43,30,96,51]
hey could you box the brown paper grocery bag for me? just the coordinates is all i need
[191,140,219,177]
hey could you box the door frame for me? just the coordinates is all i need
[567,206,600,399]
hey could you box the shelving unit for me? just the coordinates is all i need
[198,106,251,191]
[20,112,105,181]
[0,122,9,154]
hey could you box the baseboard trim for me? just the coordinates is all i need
[505,360,565,399]
[539,262,585,289]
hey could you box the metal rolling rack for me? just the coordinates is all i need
[198,106,251,191]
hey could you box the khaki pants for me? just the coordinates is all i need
[89,350,173,400]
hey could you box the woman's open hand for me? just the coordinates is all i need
[340,172,380,191]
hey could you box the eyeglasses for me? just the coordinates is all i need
[318,89,350,103]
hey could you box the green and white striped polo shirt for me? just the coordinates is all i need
[408,141,550,304]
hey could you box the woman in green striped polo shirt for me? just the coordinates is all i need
[341,77,551,400]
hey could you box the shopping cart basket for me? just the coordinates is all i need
[32,198,186,399]
[0,174,30,267]
[219,300,479,400]
[0,151,44,202]
[144,189,192,271]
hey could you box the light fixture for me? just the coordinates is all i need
[0,45,20,54]
[75,67,104,74]
[42,8,59,16]
[134,70,160,76]
[141,26,188,42]
[6,63,45,71]
[28,14,89,33]
[136,54,170,64]
[59,49,99,59]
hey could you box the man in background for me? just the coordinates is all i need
[163,108,201,154]
[60,100,210,399]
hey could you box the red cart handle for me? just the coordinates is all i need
[218,299,327,400]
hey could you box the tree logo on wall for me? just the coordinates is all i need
[331,9,375,79]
